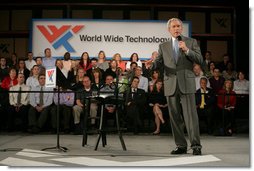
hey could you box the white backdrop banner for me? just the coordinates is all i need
[30,19,190,60]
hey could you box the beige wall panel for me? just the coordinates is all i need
[12,10,32,31]
[211,13,231,33]
[130,10,150,20]
[157,11,178,20]
[72,10,93,19]
[0,38,14,59]
[15,38,29,59]
[0,11,9,31]
[207,40,228,62]
[42,10,63,18]
[103,10,123,19]
[185,12,206,33]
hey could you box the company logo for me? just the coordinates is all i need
[47,69,55,82]
[37,25,84,52]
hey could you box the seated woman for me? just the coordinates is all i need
[217,79,236,136]
[148,79,167,135]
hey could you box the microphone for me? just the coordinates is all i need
[176,35,182,41]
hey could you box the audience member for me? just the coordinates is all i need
[25,52,36,71]
[26,65,40,89]
[217,79,236,136]
[233,71,249,95]
[205,61,216,79]
[72,76,98,134]
[62,52,72,72]
[148,79,167,135]
[112,53,126,72]
[97,50,109,71]
[126,53,142,71]
[222,62,237,81]
[79,52,92,73]
[125,76,146,134]
[8,73,30,131]
[193,63,210,90]
[0,57,9,84]
[17,59,30,81]
[28,74,54,133]
[195,77,216,134]
[50,86,74,134]
[134,66,148,92]
[42,48,56,69]
[148,69,160,92]
[209,68,225,94]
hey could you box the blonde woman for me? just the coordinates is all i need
[112,53,126,72]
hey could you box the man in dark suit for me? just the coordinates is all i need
[195,77,216,134]
[151,18,203,155]
[125,76,146,134]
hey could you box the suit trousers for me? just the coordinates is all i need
[166,83,201,149]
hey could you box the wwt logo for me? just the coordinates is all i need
[37,25,84,52]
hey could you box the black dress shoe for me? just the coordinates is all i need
[170,147,187,154]
[193,148,202,155]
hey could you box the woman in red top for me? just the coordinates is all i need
[79,52,92,73]
[217,79,236,135]
[1,68,18,90]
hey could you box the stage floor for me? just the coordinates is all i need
[0,132,250,167]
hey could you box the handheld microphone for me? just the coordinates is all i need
[176,35,182,41]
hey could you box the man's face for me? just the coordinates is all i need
[17,74,25,84]
[105,76,113,85]
[0,58,6,66]
[168,20,183,38]
[45,49,51,58]
[193,65,201,76]
[134,67,142,76]
[205,52,211,60]
[83,77,91,88]
[36,58,42,65]
[131,78,139,88]
[28,53,33,60]
[91,60,97,67]
[39,76,46,86]
[200,79,207,89]
[214,69,220,77]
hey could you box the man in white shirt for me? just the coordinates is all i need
[25,52,36,71]
[193,63,210,90]
[28,74,54,133]
[134,66,148,92]
[8,73,30,131]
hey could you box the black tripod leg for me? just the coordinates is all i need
[116,110,127,151]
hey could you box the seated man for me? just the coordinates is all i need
[28,74,54,133]
[195,77,216,134]
[50,86,74,134]
[8,73,30,131]
[72,75,98,134]
[125,76,146,134]
[99,74,116,114]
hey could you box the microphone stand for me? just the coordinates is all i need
[41,87,68,152]
[114,66,127,150]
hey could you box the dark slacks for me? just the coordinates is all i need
[50,104,72,130]
[28,105,52,129]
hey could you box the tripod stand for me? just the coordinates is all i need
[41,87,68,152]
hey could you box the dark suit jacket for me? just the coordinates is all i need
[125,87,146,107]
[153,35,203,96]
[195,87,216,109]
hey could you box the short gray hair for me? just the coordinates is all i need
[167,18,183,29]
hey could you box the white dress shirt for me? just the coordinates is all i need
[9,83,30,106]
